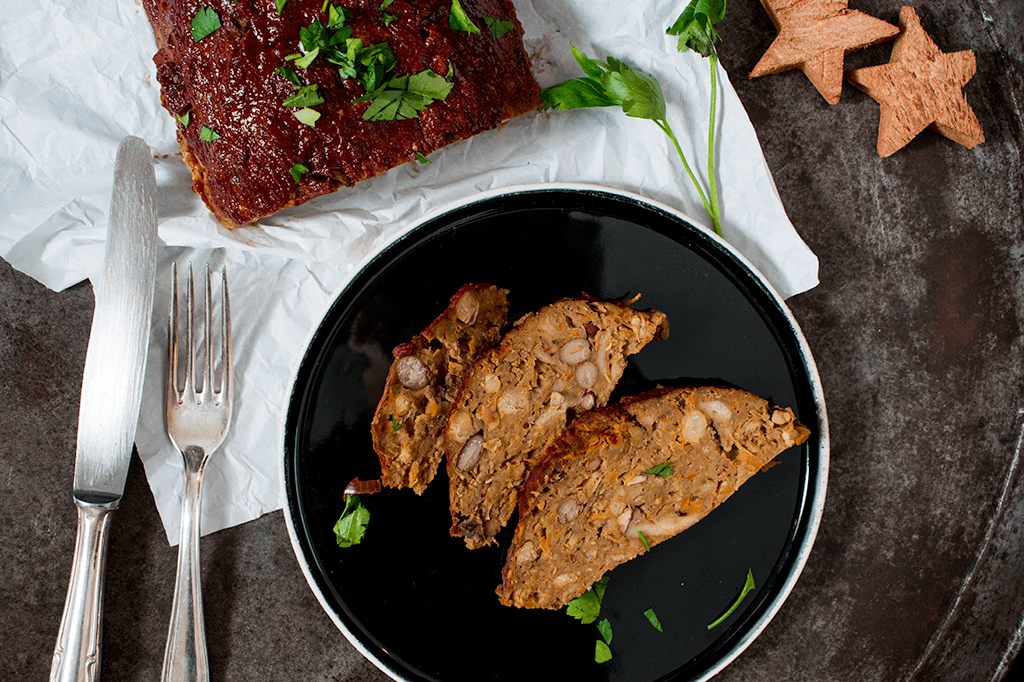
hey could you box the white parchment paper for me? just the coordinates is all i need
[0,0,818,544]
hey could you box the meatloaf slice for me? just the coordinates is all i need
[446,297,669,549]
[141,0,541,227]
[371,284,509,494]
[497,385,811,610]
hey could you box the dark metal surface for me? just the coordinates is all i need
[1,0,1022,680]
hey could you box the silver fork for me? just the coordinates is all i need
[163,263,232,682]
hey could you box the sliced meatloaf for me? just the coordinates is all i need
[497,385,811,610]
[371,284,509,494]
[141,0,541,227]
[446,296,669,549]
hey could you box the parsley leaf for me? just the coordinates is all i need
[283,84,325,107]
[380,0,394,7]
[388,412,401,431]
[483,16,513,39]
[190,7,221,42]
[667,0,726,58]
[294,47,320,69]
[198,125,221,141]
[596,618,613,644]
[707,568,756,630]
[176,110,190,128]
[275,0,288,15]
[327,3,348,29]
[361,69,453,121]
[595,641,612,664]
[293,107,321,127]
[638,529,651,552]
[275,66,302,86]
[290,163,309,183]
[414,150,430,163]
[643,462,674,477]
[333,494,371,548]
[644,607,663,632]
[383,12,397,26]
[566,575,608,624]
[449,0,480,34]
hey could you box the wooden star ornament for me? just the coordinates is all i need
[846,6,984,157]
[749,0,899,104]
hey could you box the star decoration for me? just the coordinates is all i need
[846,6,984,157]
[749,0,899,104]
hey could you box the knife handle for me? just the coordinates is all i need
[50,497,117,682]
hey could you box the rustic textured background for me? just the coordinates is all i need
[2,0,1022,680]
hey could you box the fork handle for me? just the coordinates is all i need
[162,449,209,682]
[50,496,117,682]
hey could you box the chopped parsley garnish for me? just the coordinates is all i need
[643,607,663,632]
[483,16,513,39]
[643,462,674,477]
[275,0,287,15]
[275,66,302,86]
[596,618,613,644]
[388,412,401,432]
[638,530,651,552]
[707,568,756,630]
[333,494,370,547]
[361,69,453,121]
[595,618,613,663]
[414,150,430,163]
[290,163,309,183]
[293,16,397,93]
[293,107,321,127]
[383,12,397,26]
[190,7,221,42]
[449,0,479,34]
[566,575,608,625]
[283,84,325,107]
[198,125,221,141]
[380,0,394,8]
[176,110,190,128]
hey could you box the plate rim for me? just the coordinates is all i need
[279,181,830,682]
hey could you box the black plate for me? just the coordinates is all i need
[282,185,827,682]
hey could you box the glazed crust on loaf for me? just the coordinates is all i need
[497,385,811,610]
[141,0,541,227]
[371,284,509,494]
[446,296,669,549]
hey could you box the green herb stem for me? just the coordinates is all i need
[706,52,722,236]
[655,117,717,234]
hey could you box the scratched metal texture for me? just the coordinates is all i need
[1,0,1022,680]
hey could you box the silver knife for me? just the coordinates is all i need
[50,136,158,682]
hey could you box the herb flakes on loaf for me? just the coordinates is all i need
[445,296,669,550]
[498,385,810,610]
[141,0,542,227]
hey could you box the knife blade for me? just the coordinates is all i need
[50,136,158,682]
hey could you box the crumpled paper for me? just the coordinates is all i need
[0,0,818,545]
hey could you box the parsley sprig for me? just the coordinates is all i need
[667,0,727,236]
[566,577,614,663]
[540,32,725,236]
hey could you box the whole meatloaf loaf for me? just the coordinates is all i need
[141,0,542,227]
[497,385,811,610]
[446,296,669,549]
[371,284,509,494]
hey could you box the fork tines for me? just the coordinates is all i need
[168,262,231,405]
